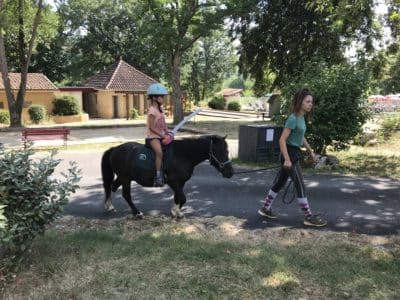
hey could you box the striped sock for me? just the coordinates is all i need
[297,197,312,217]
[264,190,277,210]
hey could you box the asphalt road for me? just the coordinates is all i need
[56,150,400,236]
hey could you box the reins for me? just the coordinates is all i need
[233,163,296,204]
[232,165,280,175]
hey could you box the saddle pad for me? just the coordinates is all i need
[134,144,173,174]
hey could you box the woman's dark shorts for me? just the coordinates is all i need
[279,144,302,164]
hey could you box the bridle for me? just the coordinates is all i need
[209,139,231,171]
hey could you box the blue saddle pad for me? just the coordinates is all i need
[134,144,173,175]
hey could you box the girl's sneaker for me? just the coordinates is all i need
[304,215,327,227]
[153,175,164,187]
[258,207,278,219]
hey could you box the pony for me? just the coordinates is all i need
[101,135,233,218]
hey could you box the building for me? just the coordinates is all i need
[0,73,59,123]
[1,59,166,123]
[80,59,168,118]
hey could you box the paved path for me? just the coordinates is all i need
[56,150,400,236]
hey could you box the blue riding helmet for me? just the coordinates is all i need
[147,83,168,96]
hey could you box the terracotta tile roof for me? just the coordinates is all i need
[83,59,157,91]
[0,73,58,90]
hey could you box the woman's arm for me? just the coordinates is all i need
[303,137,316,162]
[279,127,292,169]
[147,114,166,138]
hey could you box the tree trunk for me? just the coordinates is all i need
[170,51,183,124]
[0,21,20,126]
[0,0,43,127]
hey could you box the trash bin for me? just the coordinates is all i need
[238,125,283,162]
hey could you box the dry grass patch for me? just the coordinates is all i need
[2,215,399,299]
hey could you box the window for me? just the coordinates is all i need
[0,102,3,109]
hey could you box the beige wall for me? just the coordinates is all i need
[92,90,172,119]
[95,90,148,118]
[0,90,57,123]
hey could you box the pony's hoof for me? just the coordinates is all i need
[135,211,144,219]
[170,211,184,219]
[105,207,117,213]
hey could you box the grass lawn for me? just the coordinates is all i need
[2,216,399,299]
[323,131,400,178]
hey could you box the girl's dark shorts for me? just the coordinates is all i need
[145,137,162,148]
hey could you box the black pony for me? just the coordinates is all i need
[101,135,233,218]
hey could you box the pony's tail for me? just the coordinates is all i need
[101,147,114,199]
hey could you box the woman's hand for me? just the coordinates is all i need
[283,159,292,170]
[309,151,317,163]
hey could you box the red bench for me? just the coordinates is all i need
[22,128,70,148]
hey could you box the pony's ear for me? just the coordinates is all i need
[223,135,227,140]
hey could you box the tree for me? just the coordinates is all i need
[388,0,400,40]
[139,0,229,124]
[280,62,370,154]
[229,0,377,94]
[380,52,400,94]
[0,0,46,127]
[182,30,236,103]
[30,0,166,85]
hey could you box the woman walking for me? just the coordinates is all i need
[258,88,327,227]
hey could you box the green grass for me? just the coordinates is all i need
[2,217,399,299]
[318,131,400,178]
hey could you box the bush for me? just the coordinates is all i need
[378,113,400,139]
[53,96,80,116]
[208,95,225,110]
[280,62,370,153]
[28,105,46,124]
[130,108,140,119]
[0,145,81,263]
[227,77,245,89]
[227,101,241,111]
[0,109,10,124]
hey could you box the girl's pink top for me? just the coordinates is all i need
[146,105,167,138]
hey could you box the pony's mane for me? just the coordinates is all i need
[178,134,219,142]
[173,135,220,157]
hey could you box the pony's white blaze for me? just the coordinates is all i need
[105,192,116,212]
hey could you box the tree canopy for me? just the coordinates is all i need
[229,0,377,94]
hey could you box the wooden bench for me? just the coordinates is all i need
[22,128,70,148]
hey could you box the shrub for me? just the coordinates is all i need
[227,77,245,89]
[208,95,225,110]
[53,96,80,116]
[0,109,10,124]
[280,62,370,153]
[28,105,46,124]
[0,145,81,262]
[130,108,140,119]
[227,101,241,111]
[378,113,400,139]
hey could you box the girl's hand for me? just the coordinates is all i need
[283,159,292,170]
